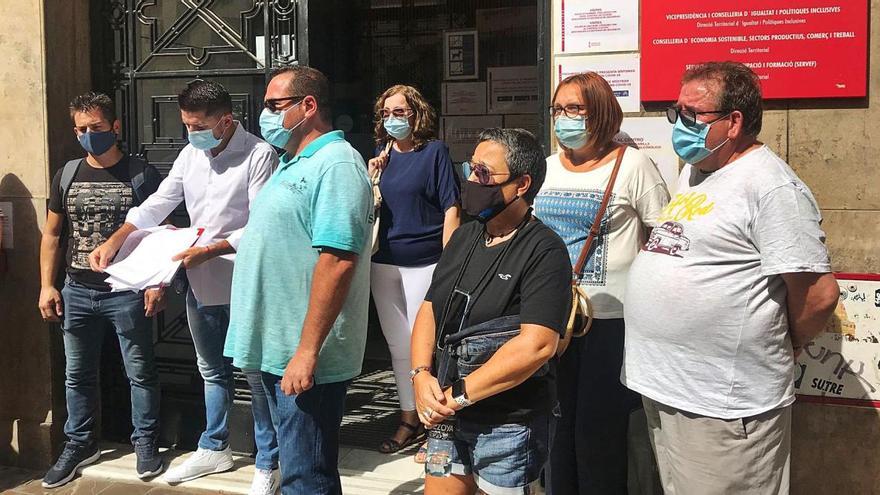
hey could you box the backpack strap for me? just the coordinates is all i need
[59,158,84,208]
[129,156,161,206]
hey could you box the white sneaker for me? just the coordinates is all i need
[249,467,280,495]
[163,447,234,483]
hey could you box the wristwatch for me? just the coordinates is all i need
[452,379,473,408]
[409,365,431,383]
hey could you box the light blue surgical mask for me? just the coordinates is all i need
[671,116,730,164]
[554,116,589,149]
[187,119,226,151]
[383,116,411,140]
[259,103,304,149]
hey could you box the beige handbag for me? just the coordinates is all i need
[370,140,393,255]
[557,145,626,357]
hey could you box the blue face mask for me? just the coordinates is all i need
[383,117,411,140]
[188,119,227,151]
[78,129,117,156]
[259,103,304,149]
[671,117,730,164]
[554,116,589,149]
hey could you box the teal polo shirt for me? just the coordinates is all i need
[224,131,373,383]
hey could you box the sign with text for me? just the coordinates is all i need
[641,1,868,101]
[795,274,880,408]
[556,53,641,112]
[553,0,639,54]
[616,117,680,196]
[487,66,540,114]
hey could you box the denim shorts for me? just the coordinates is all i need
[429,414,550,495]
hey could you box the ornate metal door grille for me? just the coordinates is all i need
[90,0,304,449]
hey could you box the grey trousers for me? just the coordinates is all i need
[642,397,791,495]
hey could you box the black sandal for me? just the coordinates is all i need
[378,421,425,454]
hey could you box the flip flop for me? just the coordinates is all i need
[378,421,425,454]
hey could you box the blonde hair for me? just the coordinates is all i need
[373,85,436,149]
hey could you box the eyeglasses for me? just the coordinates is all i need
[464,160,509,185]
[378,107,413,119]
[264,96,306,113]
[666,106,729,128]
[549,104,588,119]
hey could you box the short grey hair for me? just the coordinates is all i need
[477,128,546,203]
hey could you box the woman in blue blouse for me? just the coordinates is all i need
[369,85,461,453]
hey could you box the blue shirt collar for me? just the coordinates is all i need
[281,130,345,166]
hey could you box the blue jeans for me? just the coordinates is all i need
[440,415,551,494]
[262,373,350,495]
[186,289,277,469]
[61,280,160,446]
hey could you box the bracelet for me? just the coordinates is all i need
[409,365,431,383]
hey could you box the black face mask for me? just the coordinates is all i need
[461,178,520,223]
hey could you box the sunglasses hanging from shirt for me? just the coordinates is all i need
[558,145,626,357]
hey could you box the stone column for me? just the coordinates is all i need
[0,0,90,469]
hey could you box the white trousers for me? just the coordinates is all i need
[370,262,437,412]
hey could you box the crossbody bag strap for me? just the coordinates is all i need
[572,145,626,278]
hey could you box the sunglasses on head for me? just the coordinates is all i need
[264,95,306,113]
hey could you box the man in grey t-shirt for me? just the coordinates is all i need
[622,62,839,495]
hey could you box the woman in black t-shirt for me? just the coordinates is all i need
[410,129,572,495]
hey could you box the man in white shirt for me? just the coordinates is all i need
[89,80,280,494]
[622,62,839,494]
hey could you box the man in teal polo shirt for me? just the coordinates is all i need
[224,65,372,495]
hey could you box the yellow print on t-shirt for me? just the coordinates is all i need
[656,192,715,223]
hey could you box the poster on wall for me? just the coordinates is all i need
[553,0,639,54]
[487,66,540,114]
[641,1,869,100]
[795,274,880,408]
[440,115,504,162]
[615,117,680,195]
[0,202,12,249]
[442,82,487,115]
[444,30,479,80]
[504,114,541,138]
[556,53,641,112]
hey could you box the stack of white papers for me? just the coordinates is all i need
[104,226,203,292]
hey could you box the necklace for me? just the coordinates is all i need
[484,210,533,246]
[484,226,518,246]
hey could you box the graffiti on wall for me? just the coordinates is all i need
[795,274,880,407]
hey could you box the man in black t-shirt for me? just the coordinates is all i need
[38,92,163,487]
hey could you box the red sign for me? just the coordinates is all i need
[641,1,868,101]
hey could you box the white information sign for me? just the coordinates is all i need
[553,0,639,54]
[442,82,487,116]
[555,53,641,113]
[487,66,539,115]
[616,117,679,195]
